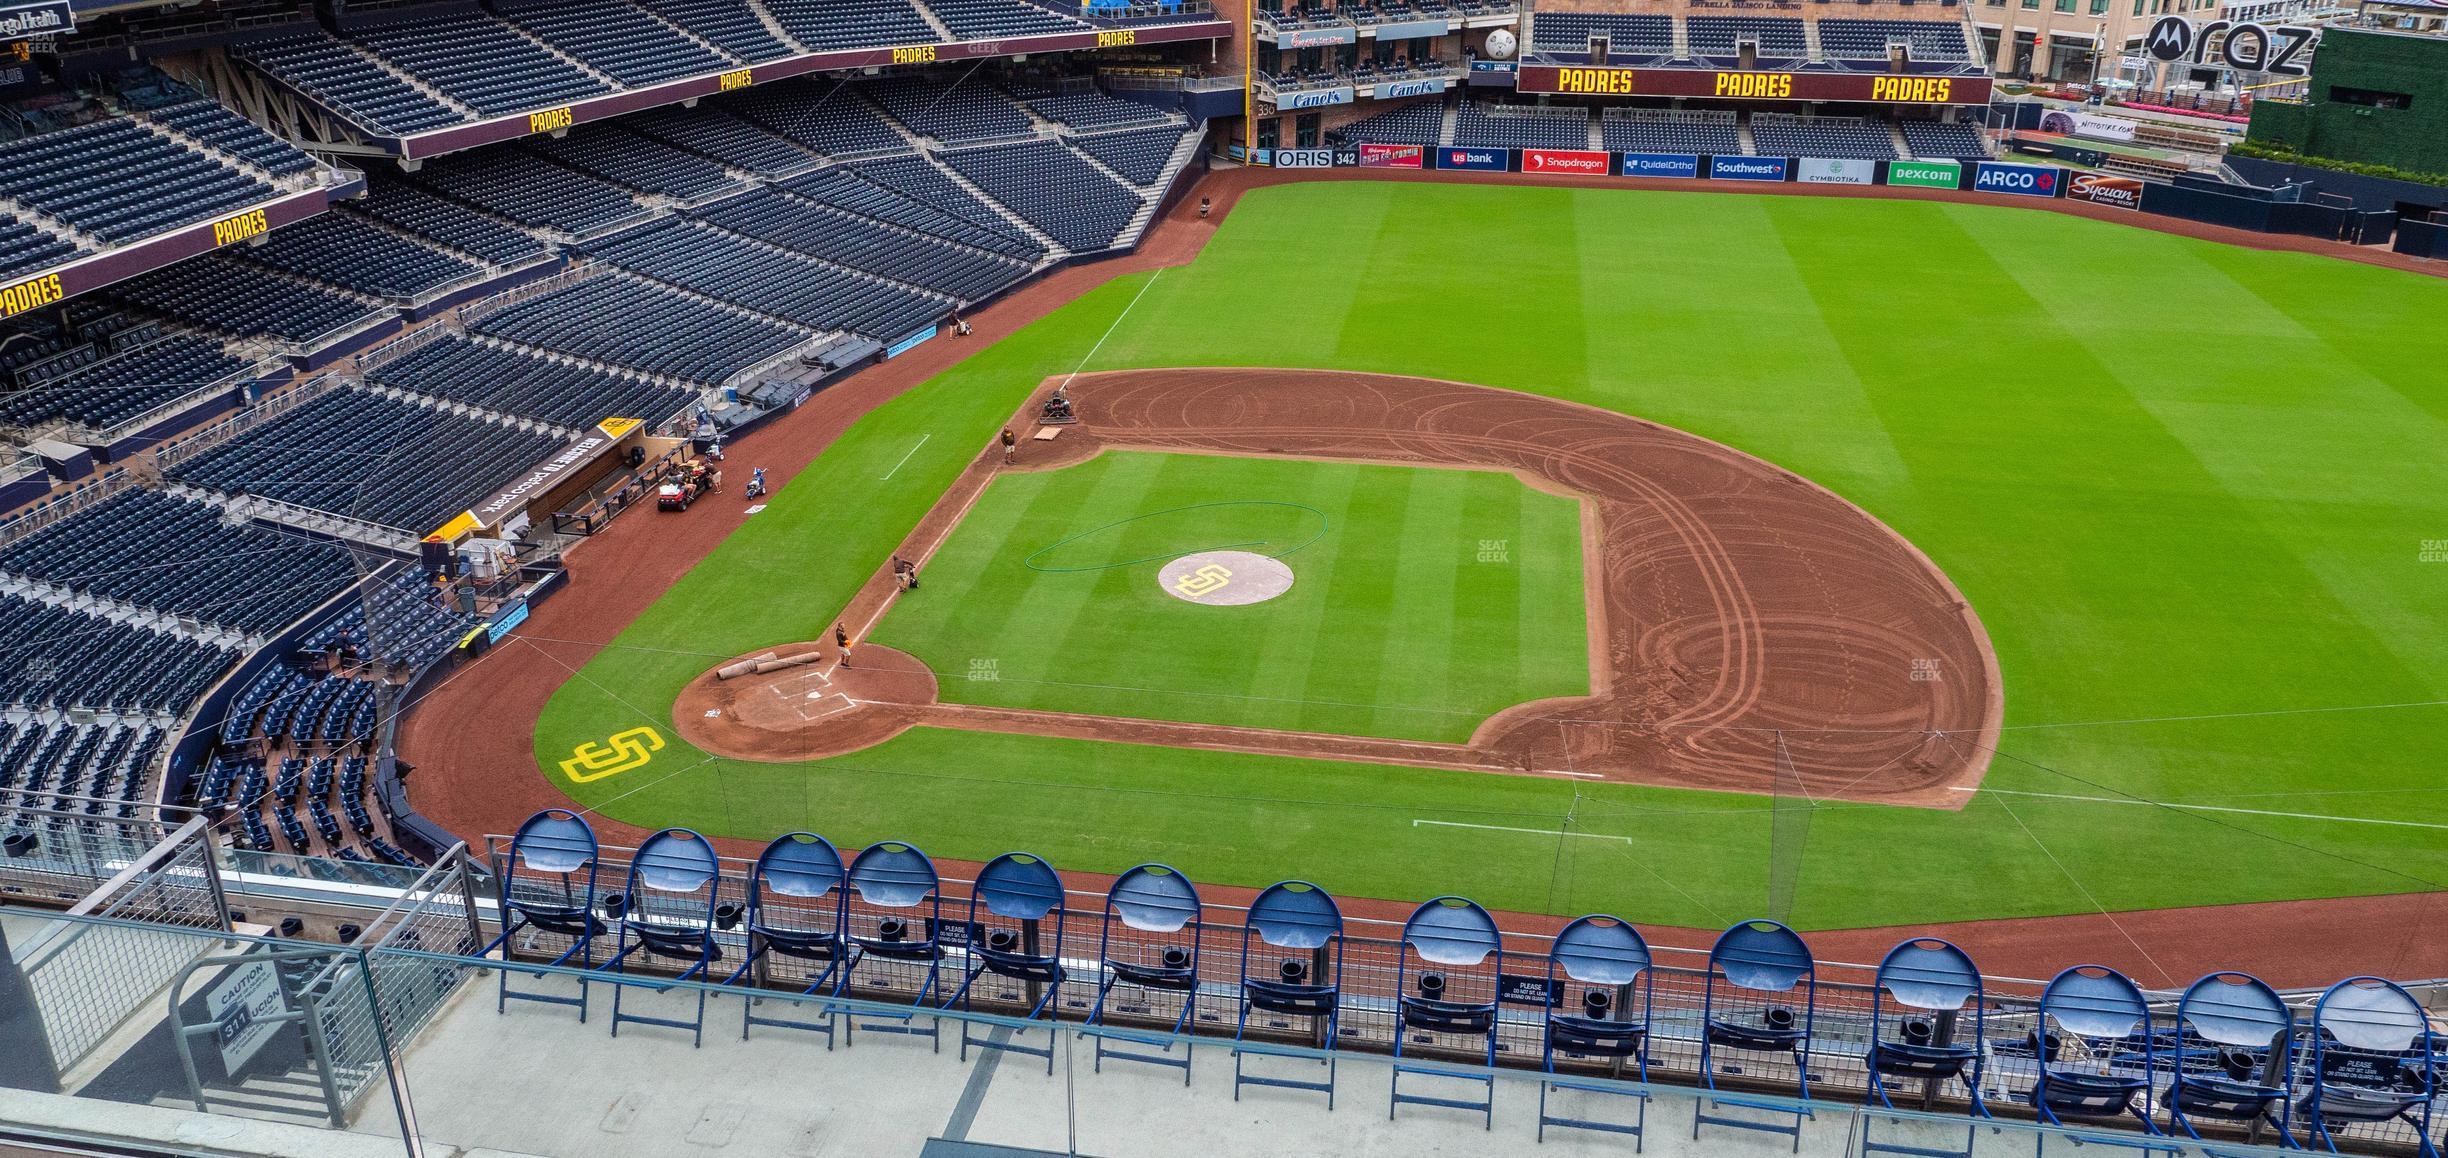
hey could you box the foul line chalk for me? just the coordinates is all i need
[1949,787,2448,830]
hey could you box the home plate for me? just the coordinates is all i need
[798,693,859,722]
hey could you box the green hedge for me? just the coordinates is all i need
[2229,138,2448,188]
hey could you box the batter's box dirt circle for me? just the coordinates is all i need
[1158,550,1294,606]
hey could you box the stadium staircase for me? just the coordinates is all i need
[1671,15,1690,58]
[908,0,960,42]
[466,331,702,396]
[358,380,579,440]
[1438,100,1460,146]
[1736,112,1756,155]
[1803,18,1824,62]
[341,39,482,120]
[918,152,1065,255]
[0,573,250,649]
[739,0,808,52]
[1889,122,1911,157]
[150,1059,379,1127]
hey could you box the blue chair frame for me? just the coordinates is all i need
[2299,976,2437,1158]
[2167,972,2296,1145]
[1083,863,1203,1082]
[1863,937,1993,1158]
[602,827,726,1046]
[1390,896,1503,1126]
[948,852,1070,1074]
[728,832,849,1046]
[1232,880,1344,1108]
[482,809,604,1020]
[2025,964,2165,1149]
[839,840,948,1050]
[1694,918,1817,1150]
[1538,914,1654,1146]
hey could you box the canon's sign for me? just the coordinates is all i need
[2143,15,2316,76]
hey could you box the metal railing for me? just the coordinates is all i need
[8,809,230,1073]
[466,831,2448,1155]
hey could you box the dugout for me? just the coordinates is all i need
[422,417,662,550]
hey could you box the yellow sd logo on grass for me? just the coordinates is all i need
[561,727,664,783]
[1173,564,1232,598]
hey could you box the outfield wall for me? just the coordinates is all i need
[1267,144,2428,251]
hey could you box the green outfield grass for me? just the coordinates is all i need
[866,450,1588,741]
[535,181,2448,930]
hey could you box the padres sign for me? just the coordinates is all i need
[561,726,664,783]
[1157,551,1294,607]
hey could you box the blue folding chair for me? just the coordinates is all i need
[2167,972,2295,1144]
[2299,976,2436,1158]
[1083,864,1203,1081]
[1862,938,1992,1158]
[1538,915,1654,1145]
[729,832,849,1046]
[948,852,1070,1073]
[602,827,727,1046]
[1232,880,1344,1108]
[839,840,947,1049]
[1389,896,1502,1126]
[2022,965,2169,1153]
[482,809,604,1020]
[1694,919,1817,1150]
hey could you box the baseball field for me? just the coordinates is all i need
[528,180,2448,932]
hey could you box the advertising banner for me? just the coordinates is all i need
[1710,155,1789,182]
[1973,161,2063,198]
[1277,86,1354,110]
[1332,146,1361,166]
[1796,157,1875,185]
[1358,142,1424,169]
[1886,158,1963,189]
[2039,109,2139,142]
[1520,148,1610,176]
[1436,146,1510,172]
[1516,64,1991,105]
[1277,25,1357,47]
[0,0,71,37]
[1373,17,1450,39]
[1468,60,1517,74]
[1375,77,1447,99]
[2066,171,2146,209]
[1619,152,1700,178]
[1274,147,1336,169]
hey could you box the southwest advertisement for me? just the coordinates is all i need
[1709,156,1788,182]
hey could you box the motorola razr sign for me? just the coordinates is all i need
[2142,15,2316,76]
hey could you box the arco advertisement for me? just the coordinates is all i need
[1972,161,2062,199]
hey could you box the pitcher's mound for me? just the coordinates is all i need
[1158,550,1293,606]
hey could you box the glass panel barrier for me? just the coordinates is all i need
[0,908,415,1157]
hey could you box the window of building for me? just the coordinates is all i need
[2329,85,2414,109]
